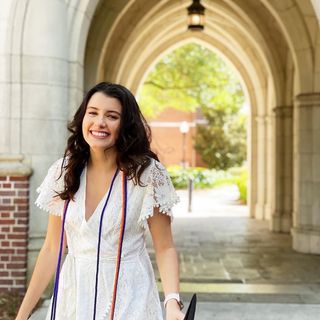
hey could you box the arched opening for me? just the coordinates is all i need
[82,0,285,229]
[68,1,319,253]
[2,0,320,305]
[136,41,250,229]
[0,0,318,312]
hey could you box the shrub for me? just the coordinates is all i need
[167,166,233,189]
[233,170,248,204]
[167,165,248,203]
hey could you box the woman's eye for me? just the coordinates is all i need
[88,111,97,115]
[108,115,119,120]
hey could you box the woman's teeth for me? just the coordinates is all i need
[90,130,109,137]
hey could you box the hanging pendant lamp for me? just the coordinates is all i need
[187,0,206,31]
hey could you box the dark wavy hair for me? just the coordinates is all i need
[58,82,159,201]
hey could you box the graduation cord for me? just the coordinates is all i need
[50,199,70,320]
[92,168,119,320]
[50,168,128,320]
[109,171,127,320]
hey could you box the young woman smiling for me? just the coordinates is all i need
[16,82,184,320]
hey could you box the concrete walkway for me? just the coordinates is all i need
[148,186,320,289]
[193,302,320,319]
[31,185,320,319]
[31,300,320,320]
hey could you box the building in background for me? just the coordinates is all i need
[148,107,207,167]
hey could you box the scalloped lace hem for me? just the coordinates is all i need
[138,200,179,229]
[35,198,61,216]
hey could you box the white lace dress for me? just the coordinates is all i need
[34,157,180,320]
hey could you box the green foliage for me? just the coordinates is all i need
[194,109,247,170]
[167,165,233,189]
[138,42,247,170]
[138,43,244,118]
[167,165,248,204]
[233,169,248,204]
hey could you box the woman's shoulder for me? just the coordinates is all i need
[41,156,71,190]
[145,156,167,167]
[35,156,68,215]
[47,156,68,178]
[49,157,65,170]
[142,156,163,172]
[140,157,169,183]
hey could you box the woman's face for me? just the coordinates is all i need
[82,92,122,153]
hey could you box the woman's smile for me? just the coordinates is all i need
[89,130,110,138]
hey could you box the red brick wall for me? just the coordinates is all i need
[0,176,29,293]
[150,126,194,166]
[147,107,208,167]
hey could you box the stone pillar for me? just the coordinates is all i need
[20,0,69,278]
[292,93,320,254]
[270,106,293,232]
[254,115,267,219]
[265,113,275,221]
[249,112,256,218]
[0,155,32,292]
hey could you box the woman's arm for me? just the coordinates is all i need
[148,208,184,320]
[15,214,67,320]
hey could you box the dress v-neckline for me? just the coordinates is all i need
[82,164,118,224]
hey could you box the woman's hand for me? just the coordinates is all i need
[165,299,185,320]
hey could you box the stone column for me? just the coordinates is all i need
[254,115,267,219]
[19,0,69,277]
[270,106,293,232]
[265,113,275,221]
[292,93,320,254]
[0,0,28,156]
[249,113,256,218]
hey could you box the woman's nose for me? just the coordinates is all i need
[97,116,107,127]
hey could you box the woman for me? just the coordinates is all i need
[16,82,185,320]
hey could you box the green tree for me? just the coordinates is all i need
[138,43,247,169]
[194,108,247,169]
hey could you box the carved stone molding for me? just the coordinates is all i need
[0,155,32,177]
[295,93,320,107]
[272,106,293,117]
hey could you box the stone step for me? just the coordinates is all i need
[30,283,320,319]
[159,283,320,304]
[189,302,320,320]
[30,301,320,320]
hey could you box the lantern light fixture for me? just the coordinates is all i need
[187,0,206,31]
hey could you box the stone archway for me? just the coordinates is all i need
[84,1,274,227]
[79,0,320,253]
[1,0,320,293]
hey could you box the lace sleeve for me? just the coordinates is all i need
[138,159,180,229]
[34,158,66,216]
